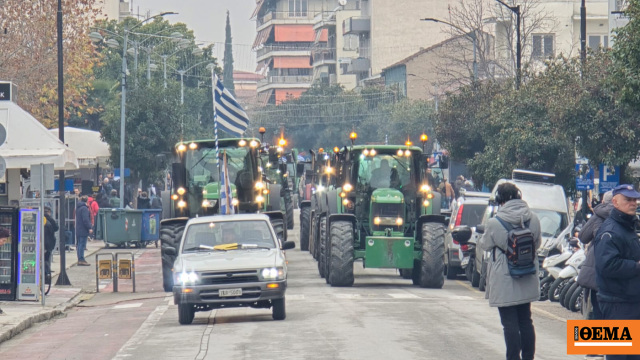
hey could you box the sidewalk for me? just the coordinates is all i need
[0,239,105,344]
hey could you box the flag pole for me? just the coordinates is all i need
[212,71,220,170]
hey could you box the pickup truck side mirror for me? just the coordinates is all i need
[476,224,485,234]
[452,225,472,244]
[281,240,295,250]
[164,246,177,256]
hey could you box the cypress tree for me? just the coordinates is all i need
[223,10,235,96]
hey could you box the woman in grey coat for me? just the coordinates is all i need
[480,183,541,360]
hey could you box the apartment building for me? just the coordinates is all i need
[311,4,360,90]
[95,0,131,21]
[252,0,332,105]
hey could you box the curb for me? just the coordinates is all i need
[0,290,85,344]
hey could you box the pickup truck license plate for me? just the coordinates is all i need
[461,256,469,267]
[219,288,242,297]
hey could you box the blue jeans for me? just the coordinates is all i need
[77,236,87,262]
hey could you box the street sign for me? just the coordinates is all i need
[30,164,54,191]
[114,168,130,177]
[0,82,11,101]
[98,260,112,280]
[575,164,594,190]
[599,165,620,193]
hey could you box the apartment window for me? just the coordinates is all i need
[343,34,358,51]
[588,35,609,49]
[288,0,308,17]
[532,34,554,59]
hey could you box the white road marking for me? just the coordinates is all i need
[112,305,169,359]
[113,303,143,309]
[388,293,420,299]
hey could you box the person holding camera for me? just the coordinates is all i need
[479,182,541,360]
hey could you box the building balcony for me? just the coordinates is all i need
[312,49,336,67]
[257,11,316,31]
[256,43,313,62]
[313,11,336,31]
[343,17,370,35]
[346,57,370,74]
[257,75,313,92]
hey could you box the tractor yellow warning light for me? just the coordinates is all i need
[405,139,413,147]
[278,138,287,147]
[259,127,266,134]
[333,147,339,153]
[171,194,179,201]
[420,134,428,142]
[350,132,358,140]
[318,148,324,153]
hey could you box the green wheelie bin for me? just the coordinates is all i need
[95,208,143,248]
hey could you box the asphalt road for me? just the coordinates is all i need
[0,210,583,360]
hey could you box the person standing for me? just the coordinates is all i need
[480,182,541,360]
[109,189,120,208]
[593,184,640,360]
[75,196,92,266]
[87,194,99,239]
[137,191,151,209]
[43,206,58,275]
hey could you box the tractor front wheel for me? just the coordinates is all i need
[318,217,327,278]
[329,221,354,287]
[160,223,185,292]
[419,222,445,289]
[299,206,310,251]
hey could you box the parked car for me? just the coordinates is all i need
[444,191,489,279]
[167,214,296,325]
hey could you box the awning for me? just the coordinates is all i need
[273,56,312,69]
[274,25,315,42]
[251,0,265,19]
[275,89,305,104]
[252,25,273,49]
[0,101,78,170]
[257,89,274,105]
[315,28,329,43]
[49,127,111,168]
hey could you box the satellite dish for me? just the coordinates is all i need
[339,0,347,6]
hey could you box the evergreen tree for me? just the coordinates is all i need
[223,10,235,96]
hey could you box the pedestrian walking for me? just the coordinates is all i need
[480,182,541,360]
[593,184,640,360]
[75,196,92,266]
[43,206,58,276]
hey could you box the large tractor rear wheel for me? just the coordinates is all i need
[299,206,310,251]
[419,222,445,289]
[271,219,286,243]
[286,196,294,230]
[329,221,354,287]
[318,217,327,278]
[160,223,185,292]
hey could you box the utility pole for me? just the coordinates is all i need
[581,0,587,65]
[495,0,521,89]
[55,0,71,286]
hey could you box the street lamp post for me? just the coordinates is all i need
[421,18,478,82]
[178,60,215,105]
[118,12,176,208]
[495,0,521,89]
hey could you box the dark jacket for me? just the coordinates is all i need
[579,202,613,245]
[75,201,92,238]
[137,195,151,209]
[593,208,640,302]
[44,213,59,251]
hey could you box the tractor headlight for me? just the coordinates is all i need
[343,183,353,192]
[177,200,187,208]
[423,200,430,207]
[396,218,404,226]
[171,194,179,201]
[255,181,265,190]
[370,149,376,156]
[177,187,186,195]
[427,193,434,199]
[316,185,325,193]
[374,217,381,225]
[259,267,285,281]
[342,199,350,206]
[176,271,199,284]
[231,198,239,206]
[420,184,430,192]
[249,140,258,148]
[256,195,265,203]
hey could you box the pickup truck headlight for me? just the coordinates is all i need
[176,271,199,284]
[259,267,285,281]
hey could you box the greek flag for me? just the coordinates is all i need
[213,74,249,137]
[220,151,235,215]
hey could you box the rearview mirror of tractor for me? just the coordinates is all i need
[475,224,485,234]
[281,240,295,250]
[451,226,472,244]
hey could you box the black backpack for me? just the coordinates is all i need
[495,216,537,277]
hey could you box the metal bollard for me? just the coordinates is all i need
[95,253,115,293]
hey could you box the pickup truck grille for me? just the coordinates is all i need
[199,270,259,285]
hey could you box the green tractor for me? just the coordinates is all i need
[159,138,287,291]
[259,144,297,230]
[316,141,447,288]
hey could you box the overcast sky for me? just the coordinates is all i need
[129,0,257,71]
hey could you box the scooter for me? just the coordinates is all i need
[539,249,572,301]
[548,245,585,302]
[461,235,480,287]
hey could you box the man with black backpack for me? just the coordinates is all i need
[480,182,542,360]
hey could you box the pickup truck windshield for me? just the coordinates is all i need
[181,220,276,252]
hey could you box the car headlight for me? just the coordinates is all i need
[259,267,285,281]
[176,271,199,284]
